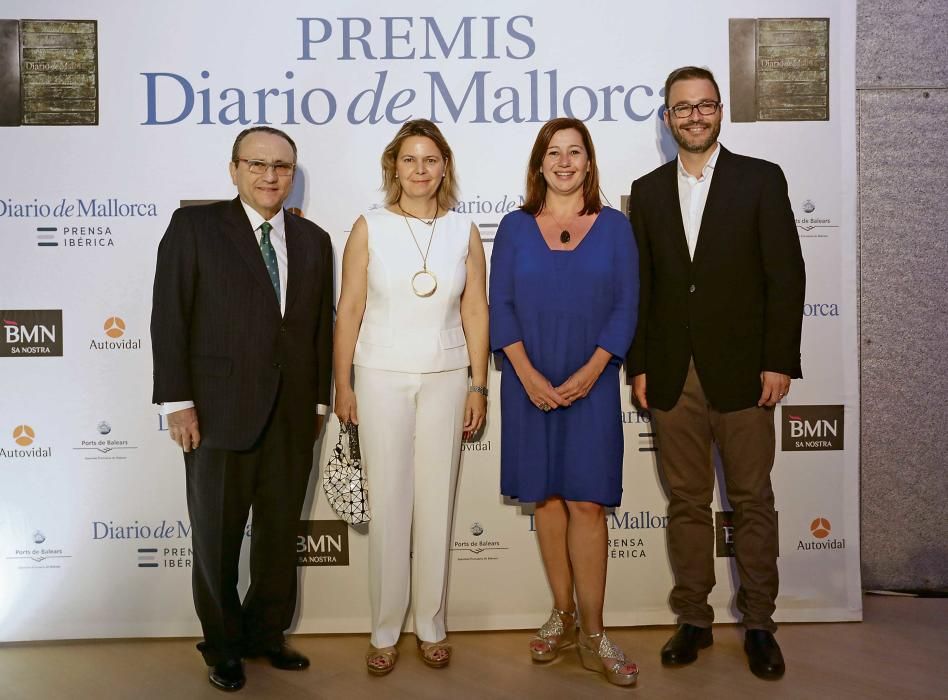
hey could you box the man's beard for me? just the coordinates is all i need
[671,120,721,154]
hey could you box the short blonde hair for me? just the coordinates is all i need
[381,119,459,210]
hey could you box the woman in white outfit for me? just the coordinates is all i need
[333,119,489,675]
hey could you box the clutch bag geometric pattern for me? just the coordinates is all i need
[322,420,371,525]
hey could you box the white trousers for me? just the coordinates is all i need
[354,365,467,648]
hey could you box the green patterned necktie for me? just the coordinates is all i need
[258,221,281,305]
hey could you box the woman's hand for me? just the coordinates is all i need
[334,387,358,425]
[519,366,568,412]
[556,348,612,404]
[462,392,487,440]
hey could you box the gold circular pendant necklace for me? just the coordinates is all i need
[399,202,439,297]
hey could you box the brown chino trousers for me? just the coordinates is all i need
[650,359,779,631]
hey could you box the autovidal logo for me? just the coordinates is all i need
[0,309,63,356]
[461,439,492,452]
[1,424,52,458]
[782,405,844,451]
[716,511,780,557]
[803,302,839,317]
[797,516,846,552]
[297,520,349,566]
[13,424,34,445]
[90,315,142,351]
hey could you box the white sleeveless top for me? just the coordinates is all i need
[354,208,472,373]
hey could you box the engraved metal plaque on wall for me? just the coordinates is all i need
[0,18,98,126]
[729,18,829,122]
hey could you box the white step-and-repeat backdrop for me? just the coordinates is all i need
[1,0,859,641]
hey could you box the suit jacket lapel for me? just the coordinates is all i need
[692,146,737,268]
[660,161,691,268]
[283,213,310,316]
[222,197,281,314]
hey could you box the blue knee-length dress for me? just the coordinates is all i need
[489,207,638,506]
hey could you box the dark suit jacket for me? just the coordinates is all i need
[626,146,805,412]
[151,197,333,450]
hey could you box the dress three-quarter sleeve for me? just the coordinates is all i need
[595,213,639,359]
[488,216,523,353]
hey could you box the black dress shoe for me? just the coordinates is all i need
[744,630,785,680]
[252,643,310,671]
[209,659,245,692]
[661,623,713,665]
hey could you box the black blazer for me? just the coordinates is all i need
[626,147,805,412]
[151,197,333,450]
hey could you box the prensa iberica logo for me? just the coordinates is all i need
[1,424,52,458]
[89,315,142,351]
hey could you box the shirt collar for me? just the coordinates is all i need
[239,199,286,237]
[677,142,721,182]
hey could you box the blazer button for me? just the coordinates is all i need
[280,325,287,333]
[689,284,696,293]
[272,362,281,369]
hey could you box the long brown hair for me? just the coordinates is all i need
[380,119,459,211]
[521,118,602,216]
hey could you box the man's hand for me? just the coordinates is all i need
[167,407,201,452]
[632,373,648,410]
[758,371,791,407]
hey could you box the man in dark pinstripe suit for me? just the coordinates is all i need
[151,127,333,692]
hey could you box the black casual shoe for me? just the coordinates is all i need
[660,623,713,665]
[208,659,245,692]
[744,630,785,680]
[250,643,311,671]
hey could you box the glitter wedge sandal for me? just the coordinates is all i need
[576,631,639,687]
[529,608,578,662]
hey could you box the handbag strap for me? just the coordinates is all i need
[343,421,361,460]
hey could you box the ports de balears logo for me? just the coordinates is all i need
[716,511,780,557]
[453,519,509,562]
[89,315,142,351]
[1,309,63,356]
[782,405,844,451]
[793,199,839,240]
[797,516,846,552]
[297,520,349,566]
[4,529,71,570]
[1,424,52,458]
[72,419,138,460]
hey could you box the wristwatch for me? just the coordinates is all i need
[469,384,488,397]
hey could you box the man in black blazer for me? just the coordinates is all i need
[626,67,804,680]
[151,127,333,691]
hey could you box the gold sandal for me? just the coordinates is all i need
[530,608,577,662]
[365,645,398,676]
[417,638,452,668]
[576,631,638,686]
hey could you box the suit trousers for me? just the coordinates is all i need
[184,381,314,665]
[650,359,779,631]
[354,365,467,648]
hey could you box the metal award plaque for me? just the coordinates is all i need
[729,18,829,122]
[0,18,98,126]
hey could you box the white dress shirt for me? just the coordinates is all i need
[677,143,721,260]
[162,200,326,416]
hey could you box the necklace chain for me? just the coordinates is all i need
[544,207,574,245]
[399,202,437,272]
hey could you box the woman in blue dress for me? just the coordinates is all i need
[489,118,639,687]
